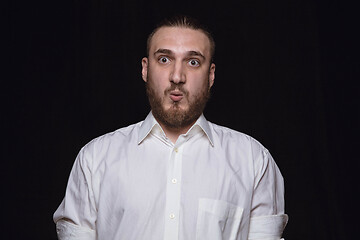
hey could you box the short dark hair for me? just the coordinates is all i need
[146,15,215,62]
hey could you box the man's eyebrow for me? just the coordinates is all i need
[153,49,205,60]
[154,48,173,56]
[186,50,205,60]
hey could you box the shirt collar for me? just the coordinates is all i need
[138,111,214,146]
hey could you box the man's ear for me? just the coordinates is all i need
[209,63,215,88]
[141,57,148,82]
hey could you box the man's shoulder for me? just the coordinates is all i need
[208,121,267,152]
[82,121,143,151]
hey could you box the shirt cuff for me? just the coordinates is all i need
[248,214,288,240]
[56,219,96,240]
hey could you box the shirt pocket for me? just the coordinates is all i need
[196,198,244,240]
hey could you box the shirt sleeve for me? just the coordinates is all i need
[248,145,288,239]
[56,219,96,240]
[53,146,97,239]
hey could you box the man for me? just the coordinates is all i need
[53,15,288,240]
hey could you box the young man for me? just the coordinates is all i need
[54,15,288,240]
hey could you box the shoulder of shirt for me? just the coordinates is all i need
[209,121,269,153]
[79,121,144,153]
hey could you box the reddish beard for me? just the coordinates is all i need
[146,79,210,130]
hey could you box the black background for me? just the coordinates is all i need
[5,0,359,239]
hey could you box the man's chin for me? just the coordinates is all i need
[164,103,188,112]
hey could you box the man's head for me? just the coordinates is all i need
[142,15,216,130]
[146,16,216,63]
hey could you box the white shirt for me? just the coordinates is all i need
[53,112,288,240]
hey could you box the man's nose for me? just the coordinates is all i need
[170,61,186,84]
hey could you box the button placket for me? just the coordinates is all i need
[163,145,183,240]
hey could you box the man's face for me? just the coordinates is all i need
[142,27,215,129]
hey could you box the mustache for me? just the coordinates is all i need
[165,83,188,95]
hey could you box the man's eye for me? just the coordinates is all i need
[188,59,200,67]
[159,57,170,64]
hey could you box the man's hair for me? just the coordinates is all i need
[146,15,215,63]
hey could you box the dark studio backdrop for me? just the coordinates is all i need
[5,0,359,239]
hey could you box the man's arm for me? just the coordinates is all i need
[53,147,97,240]
[248,147,288,239]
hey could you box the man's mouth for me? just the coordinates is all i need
[169,90,184,102]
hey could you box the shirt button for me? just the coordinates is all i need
[171,178,177,184]
[174,148,178,153]
[169,214,175,219]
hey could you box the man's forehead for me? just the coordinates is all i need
[149,27,211,56]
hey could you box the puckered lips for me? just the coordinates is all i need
[169,90,184,102]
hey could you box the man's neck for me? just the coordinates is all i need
[159,122,194,144]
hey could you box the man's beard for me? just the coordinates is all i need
[146,78,210,130]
